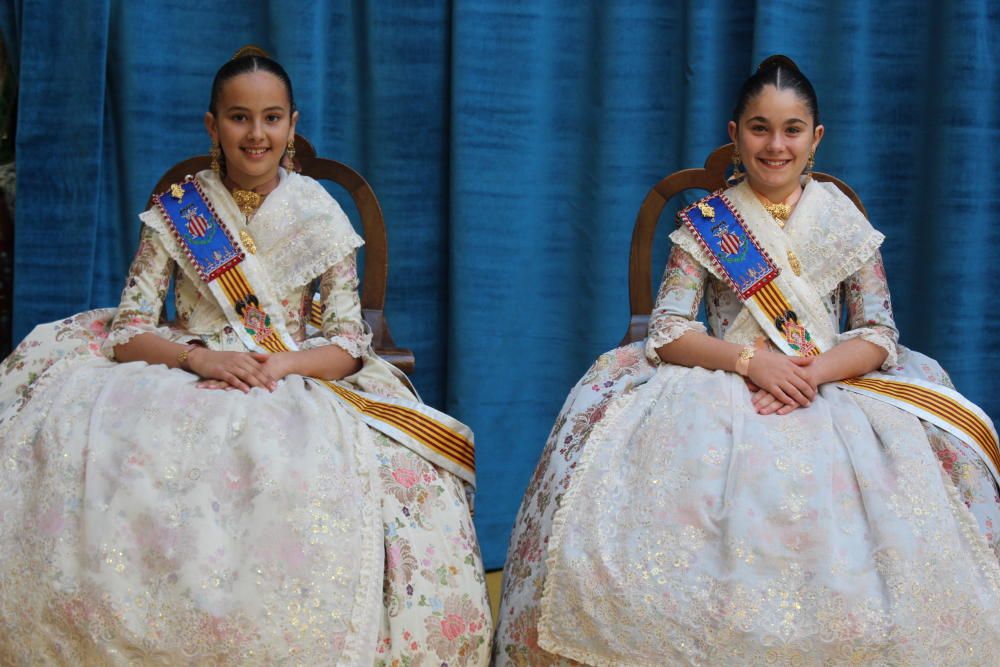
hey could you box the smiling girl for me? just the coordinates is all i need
[494,55,1000,665]
[0,48,490,665]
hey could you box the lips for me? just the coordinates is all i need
[241,146,270,158]
[758,157,791,169]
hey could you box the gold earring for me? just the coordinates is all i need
[805,150,815,175]
[283,138,297,171]
[727,147,744,187]
[210,142,221,173]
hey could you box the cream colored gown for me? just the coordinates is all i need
[493,180,1000,666]
[0,170,491,665]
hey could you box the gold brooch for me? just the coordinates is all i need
[170,183,185,203]
[697,202,715,219]
[231,189,264,219]
[787,249,802,275]
[240,229,257,255]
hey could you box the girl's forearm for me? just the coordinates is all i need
[283,346,363,381]
[655,331,745,372]
[811,338,888,385]
[113,333,193,368]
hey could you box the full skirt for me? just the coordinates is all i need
[0,310,491,665]
[493,342,1000,666]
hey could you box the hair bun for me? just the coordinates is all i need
[756,54,800,74]
[231,45,270,61]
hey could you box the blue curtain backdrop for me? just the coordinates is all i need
[3,0,998,569]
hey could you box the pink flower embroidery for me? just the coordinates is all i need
[440,613,466,641]
[386,543,402,569]
[392,468,419,489]
[936,448,958,473]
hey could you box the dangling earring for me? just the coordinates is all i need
[210,142,221,173]
[284,138,297,171]
[727,147,744,187]
[805,150,816,177]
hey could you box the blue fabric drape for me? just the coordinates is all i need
[4,0,999,569]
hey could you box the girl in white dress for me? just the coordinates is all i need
[493,55,1000,666]
[0,47,491,666]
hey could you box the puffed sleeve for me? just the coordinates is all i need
[644,245,709,365]
[298,250,373,358]
[838,249,899,369]
[101,225,175,358]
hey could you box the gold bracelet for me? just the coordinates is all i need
[177,343,198,371]
[735,344,755,377]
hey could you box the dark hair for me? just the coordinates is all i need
[208,50,296,116]
[732,55,819,126]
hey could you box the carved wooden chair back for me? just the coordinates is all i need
[147,134,415,373]
[621,143,867,346]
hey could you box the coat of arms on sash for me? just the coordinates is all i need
[181,205,214,241]
[714,221,747,260]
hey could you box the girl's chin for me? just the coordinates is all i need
[227,163,279,181]
[747,171,799,190]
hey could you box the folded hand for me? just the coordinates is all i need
[188,349,277,393]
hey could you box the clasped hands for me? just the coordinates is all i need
[744,343,822,416]
[186,348,293,393]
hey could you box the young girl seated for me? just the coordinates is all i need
[0,47,491,666]
[494,55,1000,666]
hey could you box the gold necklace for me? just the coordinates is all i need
[231,189,264,219]
[752,189,798,228]
[761,201,791,225]
[751,188,803,275]
[224,177,277,255]
[225,176,278,219]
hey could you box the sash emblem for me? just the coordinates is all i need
[776,310,817,356]
[183,208,212,239]
[155,178,244,282]
[715,223,747,260]
[235,294,273,343]
[680,193,778,299]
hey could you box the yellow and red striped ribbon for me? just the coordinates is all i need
[310,299,323,328]
[750,282,822,357]
[842,377,999,474]
[214,265,476,474]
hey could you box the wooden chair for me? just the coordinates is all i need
[621,143,867,346]
[147,135,415,374]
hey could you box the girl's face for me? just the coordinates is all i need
[204,71,298,190]
[727,84,823,202]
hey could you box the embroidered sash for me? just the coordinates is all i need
[679,192,1000,484]
[680,193,823,356]
[154,176,476,485]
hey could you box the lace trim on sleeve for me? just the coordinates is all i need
[645,318,707,365]
[102,312,161,356]
[644,245,708,365]
[300,329,372,359]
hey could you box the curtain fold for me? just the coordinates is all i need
[4,0,999,568]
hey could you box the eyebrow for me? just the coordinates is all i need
[224,105,287,113]
[746,115,807,125]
